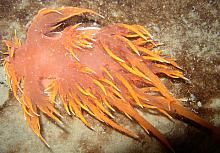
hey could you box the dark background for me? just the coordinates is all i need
[0,0,219,153]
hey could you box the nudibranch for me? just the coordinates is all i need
[2,7,219,151]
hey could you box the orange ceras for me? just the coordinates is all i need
[2,7,219,151]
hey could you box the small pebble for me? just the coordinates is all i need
[197,101,202,107]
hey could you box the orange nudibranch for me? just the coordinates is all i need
[3,7,219,151]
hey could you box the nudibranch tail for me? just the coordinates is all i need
[3,7,219,152]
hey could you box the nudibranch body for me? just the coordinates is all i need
[3,7,219,151]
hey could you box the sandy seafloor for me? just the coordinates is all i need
[0,0,219,153]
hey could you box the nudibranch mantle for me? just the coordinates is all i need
[3,7,219,151]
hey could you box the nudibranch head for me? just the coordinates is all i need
[3,7,219,151]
